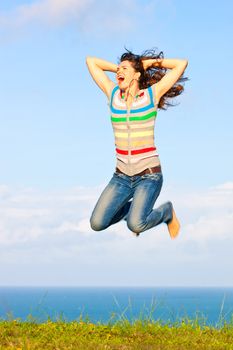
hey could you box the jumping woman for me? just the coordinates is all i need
[86,49,188,239]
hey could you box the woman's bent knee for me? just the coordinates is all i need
[90,216,107,231]
[127,220,145,234]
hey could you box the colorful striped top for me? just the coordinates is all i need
[109,84,161,176]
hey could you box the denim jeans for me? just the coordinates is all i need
[90,171,173,235]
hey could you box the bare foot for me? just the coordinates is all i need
[167,208,180,239]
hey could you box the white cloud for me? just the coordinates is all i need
[146,183,232,252]
[0,181,232,285]
[0,185,100,246]
[0,0,161,35]
[214,182,233,191]
[0,0,166,40]
[0,181,232,248]
[0,0,93,28]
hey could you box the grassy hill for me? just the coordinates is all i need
[1,319,233,349]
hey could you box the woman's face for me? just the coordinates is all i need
[116,60,139,90]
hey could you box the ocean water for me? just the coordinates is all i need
[0,287,233,325]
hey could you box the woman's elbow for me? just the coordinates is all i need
[86,56,92,64]
[182,59,188,68]
[86,56,96,66]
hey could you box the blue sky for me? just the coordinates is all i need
[0,0,232,287]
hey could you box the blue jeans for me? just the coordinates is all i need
[90,171,173,235]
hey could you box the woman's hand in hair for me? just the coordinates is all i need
[141,58,163,71]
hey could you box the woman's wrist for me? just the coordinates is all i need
[142,58,162,70]
[142,58,188,70]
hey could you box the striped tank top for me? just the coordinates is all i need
[109,84,161,176]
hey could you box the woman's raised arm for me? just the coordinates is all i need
[86,57,117,98]
[143,58,188,102]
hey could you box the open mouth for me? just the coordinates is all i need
[117,75,125,83]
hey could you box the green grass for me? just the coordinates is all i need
[1,318,233,349]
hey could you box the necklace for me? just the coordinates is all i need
[120,90,144,100]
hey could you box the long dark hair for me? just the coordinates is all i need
[119,48,188,110]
